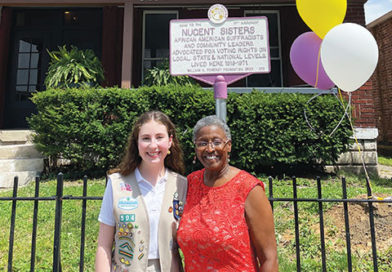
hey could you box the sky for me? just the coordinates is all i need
[364,0,392,24]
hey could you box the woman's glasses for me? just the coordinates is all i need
[194,139,230,150]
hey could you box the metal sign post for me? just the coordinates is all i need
[214,75,227,122]
[169,4,270,123]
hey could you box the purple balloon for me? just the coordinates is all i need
[290,32,334,90]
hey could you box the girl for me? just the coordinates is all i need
[95,111,187,272]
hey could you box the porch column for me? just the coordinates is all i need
[121,2,133,89]
[0,7,12,128]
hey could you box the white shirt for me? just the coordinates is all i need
[98,168,168,259]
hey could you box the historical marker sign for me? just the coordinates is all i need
[170,17,270,76]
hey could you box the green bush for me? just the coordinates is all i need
[142,60,195,86]
[228,91,352,174]
[45,45,104,89]
[28,85,352,176]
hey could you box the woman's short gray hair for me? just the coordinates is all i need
[192,115,231,141]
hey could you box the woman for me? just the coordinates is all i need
[177,115,278,272]
[95,111,187,272]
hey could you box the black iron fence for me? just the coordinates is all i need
[2,174,102,272]
[1,174,392,271]
[268,176,392,272]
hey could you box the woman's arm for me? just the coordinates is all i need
[245,185,279,272]
[95,222,115,272]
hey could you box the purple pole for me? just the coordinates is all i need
[214,75,227,122]
[214,75,227,99]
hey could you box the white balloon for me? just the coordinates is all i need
[320,23,379,92]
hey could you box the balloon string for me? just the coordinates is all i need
[303,90,349,138]
[336,88,378,199]
[303,92,324,134]
[328,94,350,137]
[314,47,321,88]
[305,89,384,200]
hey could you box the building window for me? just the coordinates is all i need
[245,10,282,87]
[142,11,178,81]
[15,39,41,101]
[5,8,102,128]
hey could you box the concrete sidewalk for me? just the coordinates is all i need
[378,164,392,179]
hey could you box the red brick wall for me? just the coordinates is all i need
[343,3,377,129]
[348,81,377,128]
[369,16,392,143]
[345,2,366,25]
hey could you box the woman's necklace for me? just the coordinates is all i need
[204,166,230,187]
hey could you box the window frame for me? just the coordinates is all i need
[244,9,283,87]
[141,10,179,81]
[15,39,41,99]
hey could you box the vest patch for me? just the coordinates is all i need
[120,213,136,222]
[120,242,134,252]
[119,249,134,259]
[120,257,131,266]
[118,197,138,210]
[120,182,133,192]
[119,236,135,247]
[173,192,184,220]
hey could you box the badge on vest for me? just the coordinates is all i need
[120,182,133,192]
[172,192,184,221]
[118,222,135,237]
[119,257,131,266]
[118,197,138,210]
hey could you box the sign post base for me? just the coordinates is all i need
[214,75,227,122]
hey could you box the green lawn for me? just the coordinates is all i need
[1,174,391,271]
[379,155,392,167]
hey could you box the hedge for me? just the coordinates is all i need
[28,85,352,176]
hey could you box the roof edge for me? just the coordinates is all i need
[367,10,392,28]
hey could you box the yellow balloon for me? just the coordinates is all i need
[297,0,347,38]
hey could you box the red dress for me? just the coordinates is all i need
[177,169,264,272]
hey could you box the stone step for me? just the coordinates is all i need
[325,165,378,175]
[336,151,378,165]
[378,165,392,179]
[0,144,44,159]
[0,130,34,145]
[0,158,44,172]
[0,171,38,188]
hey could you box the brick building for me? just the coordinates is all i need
[367,10,392,151]
[0,0,382,181]
[0,0,379,169]
[0,0,372,127]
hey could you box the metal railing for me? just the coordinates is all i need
[1,174,391,271]
[267,176,391,272]
[2,174,103,272]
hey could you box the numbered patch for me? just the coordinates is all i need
[120,214,135,222]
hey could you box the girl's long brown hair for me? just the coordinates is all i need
[109,111,185,176]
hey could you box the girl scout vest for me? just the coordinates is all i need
[110,170,187,272]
